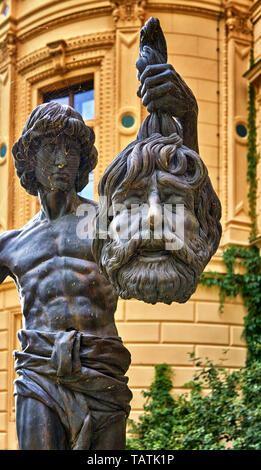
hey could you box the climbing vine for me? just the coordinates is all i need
[200,47,261,365]
[200,246,261,365]
[247,47,259,242]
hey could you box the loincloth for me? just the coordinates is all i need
[13,329,132,450]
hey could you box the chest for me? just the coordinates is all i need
[6,215,94,277]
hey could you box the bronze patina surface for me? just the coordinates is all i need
[0,18,221,450]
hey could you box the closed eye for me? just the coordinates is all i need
[124,196,145,208]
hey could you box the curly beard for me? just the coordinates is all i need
[99,232,207,305]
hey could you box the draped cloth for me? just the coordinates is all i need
[13,329,132,450]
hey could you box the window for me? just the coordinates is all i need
[0,2,9,18]
[43,81,95,200]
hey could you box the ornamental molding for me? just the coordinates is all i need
[46,39,67,75]
[224,1,252,40]
[26,56,104,86]
[110,0,147,27]
[0,30,16,66]
[17,31,115,75]
[244,58,261,86]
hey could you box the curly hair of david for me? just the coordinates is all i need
[12,101,98,196]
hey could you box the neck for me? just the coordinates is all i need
[38,186,80,221]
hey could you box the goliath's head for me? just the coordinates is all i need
[92,132,221,305]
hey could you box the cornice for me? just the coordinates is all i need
[243,58,261,84]
[17,30,115,75]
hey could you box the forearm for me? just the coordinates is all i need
[181,109,199,154]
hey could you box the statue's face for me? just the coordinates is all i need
[35,134,81,192]
[102,169,207,304]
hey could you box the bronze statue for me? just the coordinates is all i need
[0,18,221,450]
[92,17,221,305]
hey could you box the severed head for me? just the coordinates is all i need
[92,132,222,305]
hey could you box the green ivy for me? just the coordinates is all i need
[247,47,259,242]
[127,360,261,450]
[200,245,261,365]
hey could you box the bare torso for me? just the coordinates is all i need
[0,208,118,336]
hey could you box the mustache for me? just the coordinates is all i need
[100,230,206,289]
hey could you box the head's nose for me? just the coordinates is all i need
[147,187,162,228]
[55,148,68,168]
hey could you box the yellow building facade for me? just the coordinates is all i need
[0,0,260,449]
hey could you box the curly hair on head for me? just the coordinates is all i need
[12,101,98,196]
[92,132,222,275]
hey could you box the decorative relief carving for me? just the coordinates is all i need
[46,39,67,75]
[225,1,252,40]
[0,31,16,67]
[110,0,147,27]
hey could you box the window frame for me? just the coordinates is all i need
[42,79,94,124]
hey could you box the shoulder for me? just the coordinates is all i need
[0,229,20,282]
[0,212,42,253]
[20,211,42,230]
[0,229,20,253]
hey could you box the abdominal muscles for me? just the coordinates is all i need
[19,257,118,333]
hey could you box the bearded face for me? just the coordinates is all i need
[99,171,208,304]
[92,133,222,305]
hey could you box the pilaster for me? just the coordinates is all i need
[221,0,253,247]
[0,11,17,231]
[110,0,146,154]
[244,0,261,251]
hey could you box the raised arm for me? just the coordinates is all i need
[136,17,199,153]
[138,63,199,153]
